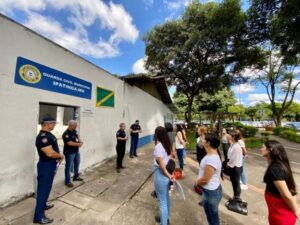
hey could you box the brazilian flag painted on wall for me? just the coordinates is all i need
[96,86,114,108]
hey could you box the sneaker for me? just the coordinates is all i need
[121,166,126,169]
[155,216,170,225]
[116,168,121,173]
[241,184,248,190]
[130,155,134,158]
[65,183,74,188]
[33,217,53,224]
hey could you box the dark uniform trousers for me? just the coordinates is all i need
[116,144,126,168]
[129,136,139,156]
[34,161,56,220]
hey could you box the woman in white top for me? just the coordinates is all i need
[226,130,243,202]
[196,133,222,225]
[236,130,248,190]
[175,124,186,171]
[153,126,175,225]
[221,128,230,161]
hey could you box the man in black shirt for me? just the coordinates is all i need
[129,120,142,158]
[116,123,128,173]
[62,120,83,188]
[34,116,64,224]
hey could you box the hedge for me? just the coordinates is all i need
[273,127,300,143]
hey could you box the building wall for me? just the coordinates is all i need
[0,16,172,206]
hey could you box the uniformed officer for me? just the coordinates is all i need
[34,116,64,224]
[62,120,84,187]
[129,120,142,158]
[116,123,128,173]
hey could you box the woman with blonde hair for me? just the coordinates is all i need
[196,126,208,163]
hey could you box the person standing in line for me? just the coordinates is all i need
[62,120,84,188]
[236,130,248,190]
[181,124,189,165]
[116,123,128,173]
[196,126,208,164]
[262,140,300,225]
[226,130,243,203]
[196,133,223,225]
[175,124,186,172]
[221,128,230,161]
[34,116,64,224]
[129,120,142,158]
[165,122,176,156]
[153,126,175,225]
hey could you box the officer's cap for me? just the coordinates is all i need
[42,116,57,124]
[135,120,139,123]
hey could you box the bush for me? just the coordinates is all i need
[273,127,285,135]
[240,125,258,138]
[260,131,272,141]
[223,122,243,129]
[245,137,264,149]
[280,130,300,143]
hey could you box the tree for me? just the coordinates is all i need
[245,106,258,121]
[196,88,236,125]
[256,49,300,126]
[144,0,263,126]
[248,0,300,63]
[283,102,300,121]
[228,104,245,123]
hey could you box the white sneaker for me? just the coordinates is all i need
[241,184,248,190]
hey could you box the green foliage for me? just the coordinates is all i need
[280,130,300,143]
[273,127,285,135]
[245,137,264,149]
[272,127,300,143]
[248,0,300,63]
[228,105,245,114]
[240,125,258,138]
[186,129,197,151]
[245,106,259,121]
[223,121,244,129]
[144,0,264,125]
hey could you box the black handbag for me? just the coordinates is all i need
[166,158,176,174]
[225,199,248,215]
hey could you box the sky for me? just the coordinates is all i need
[0,0,299,106]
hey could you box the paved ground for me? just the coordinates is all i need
[0,136,299,225]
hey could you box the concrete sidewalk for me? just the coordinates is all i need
[1,142,297,225]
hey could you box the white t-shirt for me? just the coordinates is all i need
[238,139,245,148]
[198,155,222,190]
[153,142,170,167]
[227,143,243,168]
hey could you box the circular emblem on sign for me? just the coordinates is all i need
[19,64,41,84]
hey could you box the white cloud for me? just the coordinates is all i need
[132,58,148,74]
[233,83,256,94]
[247,94,270,105]
[0,0,139,58]
[163,0,192,20]
[0,0,45,14]
[143,0,154,10]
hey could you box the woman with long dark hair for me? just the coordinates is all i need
[175,124,187,171]
[196,133,223,225]
[153,126,175,225]
[262,140,299,225]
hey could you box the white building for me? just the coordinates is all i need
[0,15,175,206]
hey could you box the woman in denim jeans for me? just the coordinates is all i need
[196,133,222,225]
[175,124,186,171]
[153,126,175,225]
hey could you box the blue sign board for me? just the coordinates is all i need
[14,57,92,99]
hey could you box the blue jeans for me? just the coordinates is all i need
[241,156,247,185]
[65,153,80,184]
[202,185,222,225]
[176,149,184,170]
[130,136,139,156]
[154,167,170,225]
[34,161,56,220]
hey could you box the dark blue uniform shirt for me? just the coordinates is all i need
[116,129,126,147]
[36,131,59,162]
[130,124,141,137]
[62,129,79,155]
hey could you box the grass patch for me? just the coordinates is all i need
[245,137,264,150]
[186,129,197,151]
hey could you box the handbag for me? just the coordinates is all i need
[166,158,176,174]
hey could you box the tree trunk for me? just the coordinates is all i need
[185,97,194,128]
[274,114,283,127]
